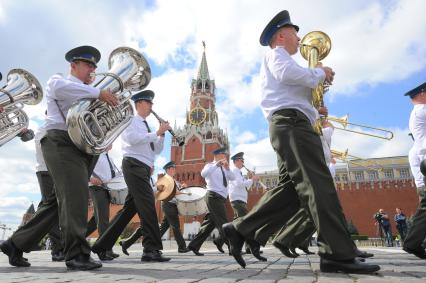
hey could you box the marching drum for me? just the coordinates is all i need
[106,175,128,205]
[176,186,208,216]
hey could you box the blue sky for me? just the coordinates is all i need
[1,0,425,236]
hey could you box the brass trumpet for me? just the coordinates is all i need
[331,149,382,171]
[151,110,184,146]
[327,115,394,140]
[242,165,268,190]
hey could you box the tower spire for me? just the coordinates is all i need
[197,41,210,81]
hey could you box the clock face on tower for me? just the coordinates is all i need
[189,107,207,125]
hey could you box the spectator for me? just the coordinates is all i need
[394,208,408,242]
[374,209,393,247]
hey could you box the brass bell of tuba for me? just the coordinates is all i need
[300,31,332,134]
[67,47,151,155]
[0,69,43,146]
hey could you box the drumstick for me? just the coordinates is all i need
[176,191,192,196]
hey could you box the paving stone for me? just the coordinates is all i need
[1,242,426,282]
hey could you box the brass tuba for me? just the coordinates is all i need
[0,69,43,146]
[67,47,151,154]
[300,31,332,134]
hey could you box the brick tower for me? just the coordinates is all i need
[171,42,228,186]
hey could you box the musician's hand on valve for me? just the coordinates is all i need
[318,106,328,116]
[252,175,260,181]
[321,66,335,84]
[99,89,118,106]
[90,177,103,186]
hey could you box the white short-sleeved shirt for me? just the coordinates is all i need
[201,162,235,198]
[121,115,164,168]
[44,74,99,131]
[229,167,253,203]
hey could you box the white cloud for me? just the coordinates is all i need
[234,131,257,145]
[332,126,411,158]
[231,138,276,173]
[0,196,32,238]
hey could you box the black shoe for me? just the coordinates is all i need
[273,242,298,258]
[245,247,263,254]
[66,254,102,271]
[298,246,315,255]
[213,239,224,253]
[119,240,129,256]
[178,247,190,253]
[320,258,380,274]
[96,251,114,261]
[187,246,204,256]
[289,247,300,257]
[247,240,267,262]
[52,250,65,262]
[0,239,30,267]
[356,257,366,262]
[222,223,246,268]
[403,246,426,259]
[106,250,119,259]
[141,250,171,262]
[355,249,374,258]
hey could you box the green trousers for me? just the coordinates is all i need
[159,201,187,249]
[11,171,64,255]
[188,191,228,251]
[404,184,426,250]
[92,157,162,252]
[86,186,110,237]
[273,208,315,249]
[38,130,97,261]
[120,227,143,249]
[36,171,63,254]
[231,200,248,219]
[235,109,356,260]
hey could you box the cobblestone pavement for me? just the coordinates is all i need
[1,241,426,282]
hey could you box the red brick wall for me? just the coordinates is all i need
[184,136,203,160]
[336,180,419,237]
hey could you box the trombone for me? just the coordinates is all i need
[331,149,383,171]
[327,115,394,140]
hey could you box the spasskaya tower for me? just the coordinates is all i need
[171,42,229,186]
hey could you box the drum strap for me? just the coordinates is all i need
[105,153,116,178]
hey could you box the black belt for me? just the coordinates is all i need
[206,190,226,200]
[272,108,310,122]
[231,200,246,204]
[123,156,151,170]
